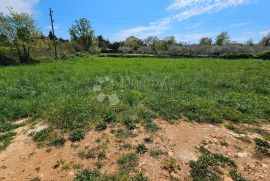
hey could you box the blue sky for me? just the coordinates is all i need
[0,0,270,43]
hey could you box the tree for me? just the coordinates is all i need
[153,40,166,55]
[69,18,95,51]
[259,33,270,47]
[245,39,254,46]
[215,32,230,46]
[165,36,177,45]
[0,10,38,63]
[144,36,158,47]
[97,35,109,52]
[125,36,143,51]
[199,37,212,45]
[48,30,57,40]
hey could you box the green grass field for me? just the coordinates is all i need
[0,57,270,134]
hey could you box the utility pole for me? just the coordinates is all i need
[49,8,58,59]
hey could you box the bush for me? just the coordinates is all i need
[131,172,149,181]
[48,136,66,147]
[117,153,139,172]
[95,122,107,132]
[136,144,148,154]
[254,138,270,157]
[33,128,51,142]
[0,51,16,66]
[74,169,102,181]
[256,51,270,60]
[69,130,85,142]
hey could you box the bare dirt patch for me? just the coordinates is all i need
[0,120,269,181]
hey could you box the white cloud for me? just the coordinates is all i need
[0,0,39,14]
[116,0,251,40]
[115,18,171,40]
[260,29,270,36]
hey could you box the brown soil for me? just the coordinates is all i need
[0,120,269,181]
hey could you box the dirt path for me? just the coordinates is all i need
[0,120,269,181]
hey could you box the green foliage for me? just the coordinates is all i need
[48,136,65,147]
[215,32,230,46]
[0,132,16,151]
[259,33,270,47]
[117,153,139,173]
[189,146,237,181]
[69,18,96,51]
[0,121,21,133]
[164,157,181,173]
[0,10,38,63]
[136,144,148,154]
[73,169,102,181]
[255,51,270,60]
[199,37,212,46]
[0,57,270,136]
[254,138,270,157]
[230,170,250,181]
[32,128,51,142]
[95,122,107,132]
[69,130,85,142]
[130,172,149,181]
[150,149,164,158]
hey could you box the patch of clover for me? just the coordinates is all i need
[93,76,120,106]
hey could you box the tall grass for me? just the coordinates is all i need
[0,57,269,132]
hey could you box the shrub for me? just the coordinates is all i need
[189,146,237,181]
[230,170,250,181]
[117,153,139,172]
[74,169,101,181]
[164,158,181,173]
[32,128,51,142]
[95,122,107,132]
[150,149,164,158]
[256,51,270,60]
[136,144,148,154]
[131,172,149,181]
[254,138,270,157]
[69,130,85,142]
[48,136,66,147]
[0,132,16,151]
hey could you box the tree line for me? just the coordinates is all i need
[0,10,270,65]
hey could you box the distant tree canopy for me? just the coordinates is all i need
[69,18,95,51]
[260,33,270,47]
[215,32,230,46]
[0,10,38,63]
[125,36,143,50]
[199,37,212,45]
[97,35,109,52]
[48,30,57,40]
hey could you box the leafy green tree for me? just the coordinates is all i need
[69,18,95,51]
[215,32,230,46]
[108,41,124,53]
[144,36,158,47]
[153,40,166,55]
[199,37,212,45]
[125,36,143,51]
[97,35,109,52]
[259,33,270,46]
[0,10,38,63]
[245,39,254,46]
[165,36,177,45]
[48,30,57,40]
